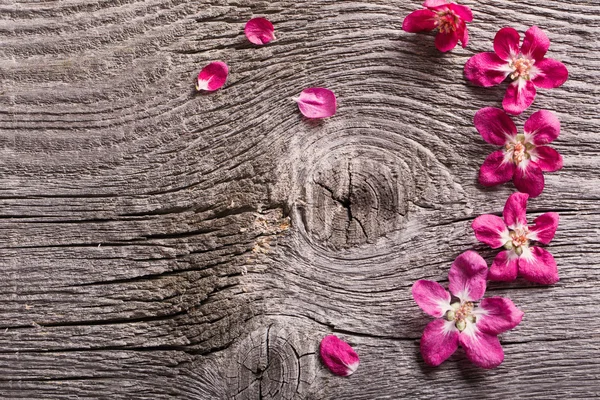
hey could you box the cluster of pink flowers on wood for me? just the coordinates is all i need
[403,0,568,369]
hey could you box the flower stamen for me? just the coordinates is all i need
[435,10,459,34]
[509,57,534,80]
[446,301,475,332]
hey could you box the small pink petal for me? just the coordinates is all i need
[423,0,448,8]
[479,150,515,187]
[420,319,459,367]
[534,146,563,172]
[472,214,509,249]
[320,335,360,376]
[448,251,488,302]
[514,162,545,198]
[412,280,452,318]
[489,250,519,281]
[244,17,275,45]
[474,107,517,146]
[518,246,559,284]
[503,79,537,115]
[532,58,569,89]
[478,297,524,335]
[448,3,473,22]
[459,329,504,369]
[196,61,228,92]
[464,52,510,87]
[494,27,521,61]
[503,192,529,228]
[521,26,550,61]
[524,109,560,145]
[435,30,460,52]
[402,9,437,32]
[459,24,469,48]
[296,87,337,119]
[529,212,559,244]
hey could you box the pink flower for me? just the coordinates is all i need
[472,192,559,284]
[413,251,523,369]
[412,251,524,369]
[402,0,473,52]
[465,26,568,115]
[320,335,360,376]
[475,107,563,198]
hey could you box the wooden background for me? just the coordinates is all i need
[1,0,599,398]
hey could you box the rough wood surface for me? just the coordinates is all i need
[1,0,599,398]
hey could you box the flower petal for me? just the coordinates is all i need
[459,24,469,48]
[244,17,275,45]
[521,26,550,61]
[474,107,517,145]
[435,30,460,52]
[489,250,519,281]
[518,246,559,285]
[477,297,524,335]
[320,335,360,376]
[459,326,504,369]
[503,79,537,115]
[528,212,559,244]
[479,150,515,187]
[402,9,437,32]
[448,3,473,22]
[514,161,544,198]
[472,214,509,249]
[503,192,528,228]
[464,52,511,87]
[423,0,448,8]
[494,27,521,61]
[448,251,488,302]
[533,146,563,172]
[412,280,452,318]
[196,61,228,91]
[531,58,569,89]
[420,319,459,367]
[296,87,337,119]
[524,109,560,145]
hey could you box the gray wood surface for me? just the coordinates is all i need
[1,0,599,398]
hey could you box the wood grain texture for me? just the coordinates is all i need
[0,0,599,398]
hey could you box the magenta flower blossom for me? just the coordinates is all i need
[465,26,568,115]
[475,107,563,198]
[473,192,559,284]
[402,0,473,52]
[412,251,524,369]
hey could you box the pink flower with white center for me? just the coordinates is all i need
[476,107,563,198]
[472,192,559,285]
[464,26,568,115]
[402,0,473,52]
[412,251,524,369]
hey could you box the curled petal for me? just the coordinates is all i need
[196,61,228,91]
[459,24,469,48]
[449,251,488,302]
[435,30,460,52]
[489,250,519,282]
[521,26,550,61]
[412,280,452,318]
[448,3,473,22]
[532,58,569,89]
[503,79,537,115]
[533,146,563,172]
[474,107,517,145]
[420,319,459,367]
[479,150,515,187]
[503,192,529,228]
[320,335,360,376]
[477,297,524,335]
[518,246,559,285]
[464,52,511,87]
[472,215,509,249]
[402,9,437,32]
[529,212,559,244]
[459,327,504,369]
[494,27,521,61]
[524,109,560,145]
[295,87,337,118]
[514,162,545,198]
[244,17,275,45]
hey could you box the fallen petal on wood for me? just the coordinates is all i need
[245,17,275,45]
[196,61,228,91]
[320,335,359,376]
[295,87,337,118]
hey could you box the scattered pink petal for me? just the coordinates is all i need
[295,88,337,119]
[196,61,228,92]
[320,335,359,376]
[244,17,275,45]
